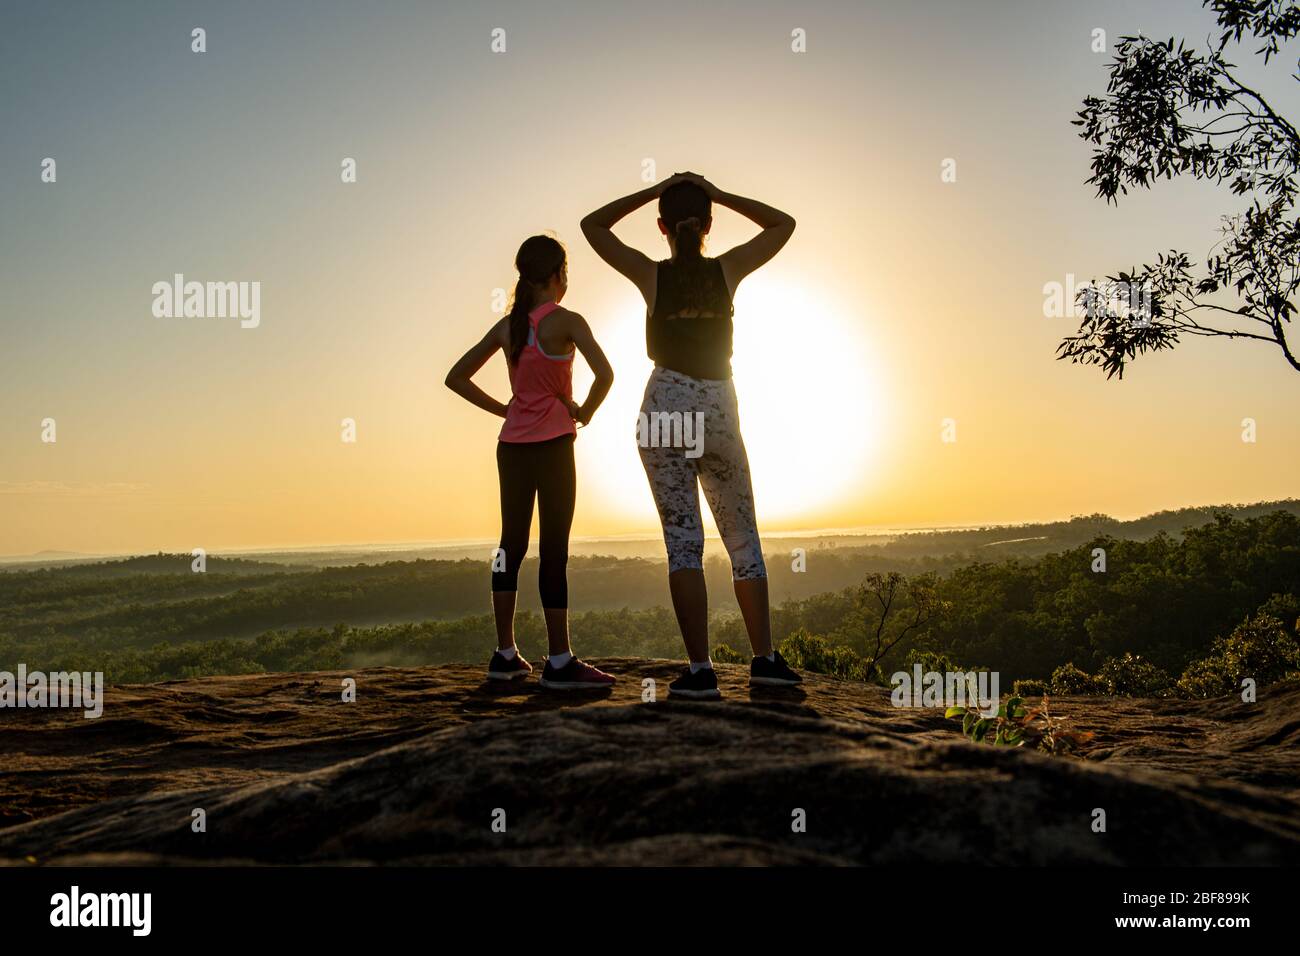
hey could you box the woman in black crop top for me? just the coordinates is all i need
[581,172,801,698]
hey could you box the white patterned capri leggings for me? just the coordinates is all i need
[637,365,767,580]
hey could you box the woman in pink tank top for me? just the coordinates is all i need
[497,298,578,443]
[445,235,617,689]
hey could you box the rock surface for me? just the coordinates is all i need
[2,660,1298,865]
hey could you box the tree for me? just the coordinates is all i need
[1059,1,1299,378]
[1176,611,1300,696]
[856,571,947,675]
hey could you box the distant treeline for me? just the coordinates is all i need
[5,500,1298,649]
[0,551,957,645]
[1,511,1296,696]
[869,499,1300,559]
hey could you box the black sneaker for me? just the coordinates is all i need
[750,650,802,687]
[668,666,721,700]
[487,649,532,681]
[539,657,616,690]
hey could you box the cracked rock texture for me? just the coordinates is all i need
[2,661,1297,865]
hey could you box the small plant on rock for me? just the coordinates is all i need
[946,695,1094,756]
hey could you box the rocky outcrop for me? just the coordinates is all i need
[2,661,1297,865]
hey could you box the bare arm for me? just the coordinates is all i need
[679,175,796,292]
[444,320,511,418]
[580,180,676,302]
[561,313,614,426]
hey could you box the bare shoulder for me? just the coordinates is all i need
[488,317,510,346]
[551,306,589,332]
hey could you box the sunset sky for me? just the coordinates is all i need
[3,0,1298,557]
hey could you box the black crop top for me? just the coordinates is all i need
[646,257,734,380]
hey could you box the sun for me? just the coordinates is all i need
[576,274,885,531]
[729,276,885,523]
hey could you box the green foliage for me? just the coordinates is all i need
[1012,679,1049,697]
[853,571,949,674]
[0,609,686,684]
[1063,2,1300,378]
[903,648,966,675]
[946,695,1029,746]
[945,695,1094,755]
[1176,613,1300,698]
[927,511,1300,680]
[711,643,747,665]
[777,629,872,682]
[1,511,1297,694]
[1097,653,1172,697]
[1256,592,1300,633]
[1049,663,1108,696]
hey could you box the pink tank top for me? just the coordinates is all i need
[499,301,577,443]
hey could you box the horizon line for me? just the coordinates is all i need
[4,497,1297,564]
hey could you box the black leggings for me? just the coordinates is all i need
[492,434,575,608]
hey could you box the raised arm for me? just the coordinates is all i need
[682,175,796,292]
[562,312,615,426]
[580,181,673,302]
[444,320,511,418]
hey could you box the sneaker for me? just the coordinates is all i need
[539,657,616,690]
[487,649,532,681]
[750,650,802,687]
[668,667,721,700]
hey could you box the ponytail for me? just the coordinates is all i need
[674,217,704,260]
[506,235,567,365]
[658,182,711,262]
[507,276,535,365]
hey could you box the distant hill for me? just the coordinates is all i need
[1,506,1296,694]
[859,499,1300,560]
[4,499,1298,572]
